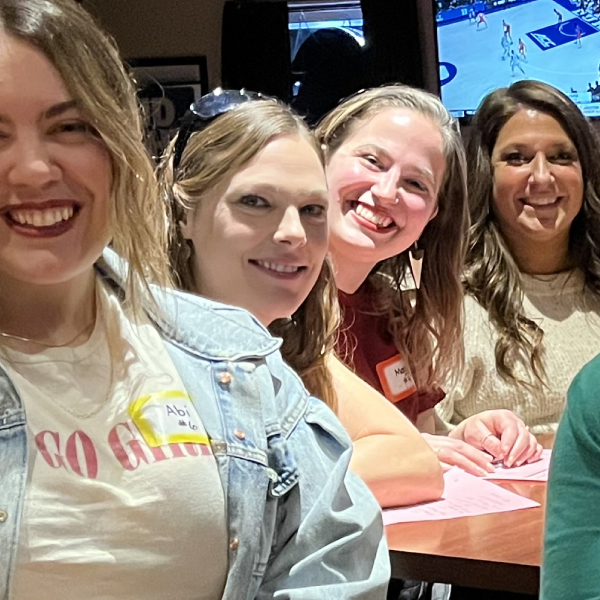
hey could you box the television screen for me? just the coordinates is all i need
[436,0,600,118]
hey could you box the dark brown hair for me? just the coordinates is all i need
[466,80,600,385]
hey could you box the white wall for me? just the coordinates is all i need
[86,0,225,88]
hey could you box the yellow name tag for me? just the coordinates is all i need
[128,390,210,448]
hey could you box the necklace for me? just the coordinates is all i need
[0,320,96,349]
[0,284,117,420]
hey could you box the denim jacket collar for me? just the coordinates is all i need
[95,249,281,362]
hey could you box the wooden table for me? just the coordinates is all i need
[387,435,553,595]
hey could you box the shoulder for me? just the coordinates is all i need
[155,288,283,361]
[566,354,600,426]
[96,249,281,361]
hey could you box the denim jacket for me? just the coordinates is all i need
[0,254,390,599]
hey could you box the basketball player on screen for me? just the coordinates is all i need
[503,19,513,42]
[518,37,527,61]
[502,34,512,60]
[510,50,525,76]
[476,12,488,30]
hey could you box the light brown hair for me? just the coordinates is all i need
[315,85,469,390]
[0,0,172,309]
[157,100,339,410]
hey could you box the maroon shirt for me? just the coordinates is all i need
[336,282,444,425]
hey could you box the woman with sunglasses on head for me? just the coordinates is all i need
[315,85,542,475]
[0,1,390,598]
[436,80,600,440]
[159,91,445,509]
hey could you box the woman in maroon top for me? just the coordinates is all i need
[316,85,543,473]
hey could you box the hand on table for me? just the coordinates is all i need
[421,433,495,477]
[449,409,543,468]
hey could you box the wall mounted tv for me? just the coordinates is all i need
[437,0,600,118]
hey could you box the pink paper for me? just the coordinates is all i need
[483,449,552,482]
[383,467,540,525]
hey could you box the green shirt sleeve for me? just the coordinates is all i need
[542,354,600,600]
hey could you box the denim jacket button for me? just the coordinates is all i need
[219,372,232,385]
[229,537,240,550]
[234,429,246,440]
[0,509,8,523]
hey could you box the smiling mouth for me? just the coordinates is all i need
[250,260,307,276]
[521,196,564,209]
[1,202,81,237]
[347,201,395,230]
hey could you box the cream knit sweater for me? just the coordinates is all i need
[436,269,600,435]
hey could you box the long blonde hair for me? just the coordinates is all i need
[157,100,339,410]
[315,85,469,391]
[0,0,172,310]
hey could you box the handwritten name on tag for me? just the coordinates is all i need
[129,390,210,448]
[376,354,417,402]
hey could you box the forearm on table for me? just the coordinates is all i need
[350,434,444,508]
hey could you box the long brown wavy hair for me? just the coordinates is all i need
[466,80,600,386]
[315,85,469,391]
[157,100,340,410]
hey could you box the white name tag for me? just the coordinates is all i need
[128,390,210,448]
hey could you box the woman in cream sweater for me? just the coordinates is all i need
[437,80,600,436]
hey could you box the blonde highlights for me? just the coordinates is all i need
[0,0,172,310]
[315,85,469,390]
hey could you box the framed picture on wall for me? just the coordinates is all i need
[129,56,209,161]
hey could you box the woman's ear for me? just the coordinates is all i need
[179,216,192,240]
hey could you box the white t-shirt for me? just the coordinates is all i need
[4,285,228,600]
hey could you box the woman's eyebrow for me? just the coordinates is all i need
[0,100,78,125]
[44,100,78,119]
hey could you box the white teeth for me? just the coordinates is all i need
[355,203,394,228]
[8,206,75,227]
[525,197,559,206]
[256,261,301,274]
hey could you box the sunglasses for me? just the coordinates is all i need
[172,87,264,171]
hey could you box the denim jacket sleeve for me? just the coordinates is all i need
[256,352,390,599]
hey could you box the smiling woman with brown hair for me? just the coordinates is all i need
[316,85,542,474]
[437,80,600,438]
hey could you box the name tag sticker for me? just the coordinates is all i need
[128,390,210,448]
[376,354,417,403]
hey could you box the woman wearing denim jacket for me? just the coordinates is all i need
[0,1,389,598]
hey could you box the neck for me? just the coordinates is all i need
[504,231,572,275]
[329,245,375,294]
[0,271,97,349]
